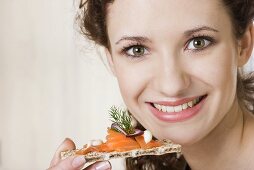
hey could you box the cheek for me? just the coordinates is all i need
[211,51,237,92]
[114,62,150,104]
[191,44,238,91]
[112,56,159,116]
[196,45,238,120]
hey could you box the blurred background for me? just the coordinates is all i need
[0,0,253,170]
[0,0,125,169]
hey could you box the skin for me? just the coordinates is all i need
[48,0,253,169]
[105,0,254,169]
[47,138,111,170]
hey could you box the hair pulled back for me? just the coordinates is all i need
[77,0,254,169]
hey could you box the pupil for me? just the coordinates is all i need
[133,46,144,55]
[194,39,204,48]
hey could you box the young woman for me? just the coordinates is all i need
[47,0,254,169]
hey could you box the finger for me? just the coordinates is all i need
[48,155,86,170]
[84,161,111,170]
[50,138,76,167]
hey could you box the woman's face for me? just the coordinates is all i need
[106,0,241,145]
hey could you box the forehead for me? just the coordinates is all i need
[106,0,232,42]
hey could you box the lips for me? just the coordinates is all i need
[152,95,206,113]
[148,95,207,122]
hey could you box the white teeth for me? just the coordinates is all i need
[187,101,193,107]
[182,103,188,109]
[166,106,174,112]
[153,96,203,113]
[154,104,162,110]
[162,106,167,112]
[174,105,183,112]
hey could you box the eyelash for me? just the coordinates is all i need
[120,34,216,58]
[185,34,216,52]
[120,42,149,58]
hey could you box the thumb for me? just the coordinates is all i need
[50,138,76,167]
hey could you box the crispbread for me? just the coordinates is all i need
[61,139,181,163]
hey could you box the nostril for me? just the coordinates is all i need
[152,71,191,97]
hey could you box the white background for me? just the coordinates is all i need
[0,0,253,170]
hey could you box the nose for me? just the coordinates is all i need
[152,55,191,97]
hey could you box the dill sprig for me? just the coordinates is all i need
[109,106,135,134]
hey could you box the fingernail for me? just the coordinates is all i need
[95,161,111,170]
[72,156,86,168]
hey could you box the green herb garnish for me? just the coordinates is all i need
[109,106,135,134]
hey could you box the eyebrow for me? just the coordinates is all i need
[115,36,151,45]
[115,26,219,45]
[184,26,219,36]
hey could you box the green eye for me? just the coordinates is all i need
[187,38,211,50]
[193,38,206,48]
[133,46,145,55]
[126,45,147,57]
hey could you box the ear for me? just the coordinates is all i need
[237,23,254,67]
[105,48,116,76]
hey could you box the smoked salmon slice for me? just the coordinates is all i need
[106,138,140,151]
[106,129,140,151]
[76,129,162,155]
[95,143,113,152]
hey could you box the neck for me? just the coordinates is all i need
[182,99,246,170]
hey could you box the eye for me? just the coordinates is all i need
[125,45,148,57]
[186,37,211,50]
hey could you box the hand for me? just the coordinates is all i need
[47,138,112,170]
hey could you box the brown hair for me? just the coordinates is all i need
[77,0,254,169]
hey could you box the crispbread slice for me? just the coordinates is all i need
[61,139,181,163]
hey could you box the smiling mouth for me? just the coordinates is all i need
[151,95,207,113]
